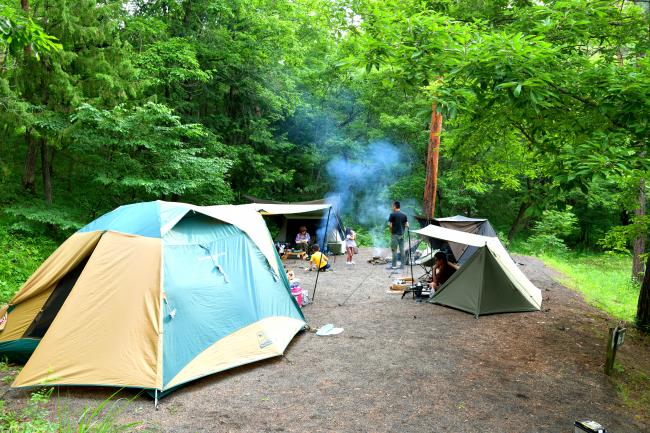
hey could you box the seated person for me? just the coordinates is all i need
[308,244,331,272]
[429,251,456,292]
[295,226,311,254]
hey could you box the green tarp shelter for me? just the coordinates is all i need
[413,225,542,318]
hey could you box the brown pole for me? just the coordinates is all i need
[424,102,442,220]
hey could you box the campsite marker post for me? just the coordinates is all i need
[312,206,332,302]
[604,325,625,375]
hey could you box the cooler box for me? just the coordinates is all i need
[327,241,345,254]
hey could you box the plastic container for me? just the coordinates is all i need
[291,286,303,307]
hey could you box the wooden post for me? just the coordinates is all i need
[604,326,625,375]
[423,102,442,220]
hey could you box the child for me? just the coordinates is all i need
[308,244,331,272]
[345,228,357,265]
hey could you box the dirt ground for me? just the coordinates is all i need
[1,247,649,433]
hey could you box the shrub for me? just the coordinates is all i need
[522,208,578,255]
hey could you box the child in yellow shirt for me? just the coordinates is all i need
[308,244,331,272]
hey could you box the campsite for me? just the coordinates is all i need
[0,247,648,432]
[2,0,650,431]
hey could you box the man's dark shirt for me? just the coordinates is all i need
[388,211,408,235]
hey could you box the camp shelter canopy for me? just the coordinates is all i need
[0,201,305,396]
[416,215,497,265]
[413,224,542,317]
[243,197,346,252]
[244,203,332,216]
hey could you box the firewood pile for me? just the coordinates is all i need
[367,256,389,265]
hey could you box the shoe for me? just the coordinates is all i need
[350,261,355,265]
[346,262,351,265]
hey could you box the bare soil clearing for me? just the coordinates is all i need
[1,248,648,432]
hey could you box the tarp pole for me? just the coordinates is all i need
[312,207,331,302]
[407,227,415,283]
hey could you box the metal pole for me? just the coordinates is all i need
[312,207,332,302]
[407,227,415,283]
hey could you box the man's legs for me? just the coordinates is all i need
[391,234,400,268]
[397,235,405,267]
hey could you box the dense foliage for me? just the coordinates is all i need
[0,0,649,326]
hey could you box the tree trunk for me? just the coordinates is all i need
[423,102,442,219]
[508,200,531,243]
[22,130,37,193]
[637,253,650,331]
[40,139,52,205]
[632,179,646,280]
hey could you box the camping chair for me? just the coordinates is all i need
[397,238,423,265]
[414,249,436,282]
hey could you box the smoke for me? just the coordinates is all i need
[324,140,416,250]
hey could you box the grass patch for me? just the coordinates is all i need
[0,388,144,432]
[536,252,639,323]
[613,361,650,424]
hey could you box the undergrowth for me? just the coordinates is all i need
[536,251,638,323]
[0,220,58,304]
[0,386,144,432]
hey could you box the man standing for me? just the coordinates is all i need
[388,201,408,269]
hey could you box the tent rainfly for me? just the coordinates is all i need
[0,201,305,400]
[413,225,542,318]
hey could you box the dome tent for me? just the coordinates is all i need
[0,201,305,399]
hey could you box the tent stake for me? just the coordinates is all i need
[312,207,331,302]
[154,389,159,410]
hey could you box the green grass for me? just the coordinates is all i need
[536,252,639,323]
[0,387,144,432]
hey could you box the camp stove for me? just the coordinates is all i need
[401,282,426,300]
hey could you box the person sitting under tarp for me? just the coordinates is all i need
[429,251,456,293]
[295,226,311,255]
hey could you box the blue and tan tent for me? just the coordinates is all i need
[0,201,305,399]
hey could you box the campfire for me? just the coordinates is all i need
[367,256,389,265]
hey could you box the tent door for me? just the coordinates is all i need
[23,256,91,339]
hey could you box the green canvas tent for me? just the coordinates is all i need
[413,225,542,318]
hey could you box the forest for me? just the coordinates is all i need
[0,0,649,329]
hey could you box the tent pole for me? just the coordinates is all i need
[407,227,415,283]
[154,389,159,410]
[475,243,487,319]
[312,207,332,302]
